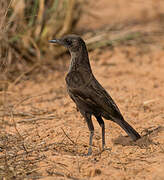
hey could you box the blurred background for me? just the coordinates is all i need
[1,0,164,83]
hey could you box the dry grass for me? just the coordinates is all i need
[0,0,81,82]
[0,0,81,179]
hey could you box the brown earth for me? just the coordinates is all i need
[1,0,164,179]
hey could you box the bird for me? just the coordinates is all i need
[49,34,141,155]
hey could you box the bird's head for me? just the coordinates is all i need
[49,34,85,52]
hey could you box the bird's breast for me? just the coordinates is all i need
[65,70,93,89]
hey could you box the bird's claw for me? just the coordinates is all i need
[86,147,92,156]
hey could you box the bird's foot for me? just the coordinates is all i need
[102,144,111,152]
[86,146,92,156]
[101,143,106,151]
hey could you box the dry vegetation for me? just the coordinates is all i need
[0,0,81,179]
[0,0,80,82]
[0,0,164,179]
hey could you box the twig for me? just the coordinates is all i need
[4,0,14,21]
[0,111,34,117]
[143,99,158,105]
[8,92,51,153]
[57,0,75,37]
[85,33,106,44]
[61,127,76,145]
[86,31,142,50]
[53,171,84,180]
[9,63,40,88]
[10,110,28,153]
[17,115,56,123]
[0,142,63,160]
[11,90,53,108]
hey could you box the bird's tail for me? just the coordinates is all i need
[116,118,141,141]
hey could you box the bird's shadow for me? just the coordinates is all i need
[112,126,164,148]
[52,126,164,157]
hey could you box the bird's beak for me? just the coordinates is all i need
[49,39,66,47]
[49,39,60,44]
[49,38,68,48]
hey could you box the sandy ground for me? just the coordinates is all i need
[1,0,164,179]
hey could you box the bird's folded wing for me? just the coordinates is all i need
[69,78,123,120]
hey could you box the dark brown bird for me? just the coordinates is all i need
[49,34,141,155]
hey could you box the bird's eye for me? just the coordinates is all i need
[66,39,72,46]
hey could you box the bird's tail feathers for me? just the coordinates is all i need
[116,118,141,141]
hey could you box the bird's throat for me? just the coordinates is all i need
[68,48,91,73]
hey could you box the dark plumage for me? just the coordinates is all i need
[49,34,141,155]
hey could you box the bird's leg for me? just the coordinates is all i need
[96,116,105,150]
[88,130,94,155]
[83,113,94,156]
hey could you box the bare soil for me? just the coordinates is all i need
[1,0,164,179]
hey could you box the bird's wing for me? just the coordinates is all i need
[68,74,123,120]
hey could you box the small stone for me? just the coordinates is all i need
[88,168,101,177]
